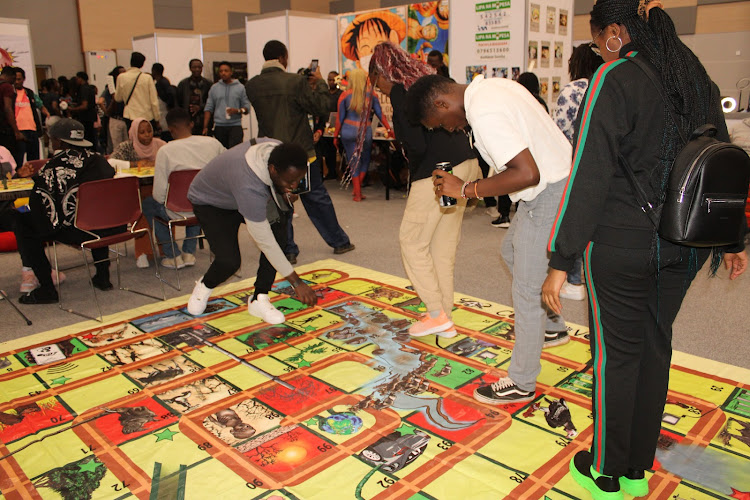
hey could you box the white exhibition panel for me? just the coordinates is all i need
[246,14,288,78]
[0,17,37,92]
[84,50,117,92]
[155,35,203,86]
[287,14,338,77]
[132,36,157,71]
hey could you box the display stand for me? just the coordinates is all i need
[131,34,203,88]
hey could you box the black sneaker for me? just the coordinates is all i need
[19,286,59,304]
[569,450,622,500]
[91,274,114,291]
[491,215,511,228]
[333,243,355,255]
[543,330,570,349]
[473,377,534,405]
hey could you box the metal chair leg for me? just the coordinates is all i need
[0,289,32,325]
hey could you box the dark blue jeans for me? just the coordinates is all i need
[285,157,350,255]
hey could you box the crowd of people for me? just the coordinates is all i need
[1,1,748,498]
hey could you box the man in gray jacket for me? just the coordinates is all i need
[246,40,354,263]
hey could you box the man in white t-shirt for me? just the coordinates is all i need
[142,108,225,269]
[407,74,573,405]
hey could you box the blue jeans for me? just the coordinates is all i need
[500,179,567,392]
[142,196,200,258]
[285,157,351,255]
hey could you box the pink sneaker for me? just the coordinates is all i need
[20,269,39,293]
[408,311,454,337]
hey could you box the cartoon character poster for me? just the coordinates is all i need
[408,1,450,63]
[339,8,408,75]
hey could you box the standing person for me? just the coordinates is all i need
[369,42,480,336]
[550,44,604,302]
[0,66,23,161]
[407,74,572,404]
[151,63,176,138]
[333,69,393,201]
[101,66,127,154]
[427,50,450,78]
[142,108,225,269]
[186,140,318,322]
[68,72,97,149]
[203,61,249,149]
[13,119,117,304]
[12,67,44,165]
[110,119,166,268]
[245,40,355,262]
[114,52,160,130]
[314,71,342,180]
[541,0,747,498]
[177,59,212,136]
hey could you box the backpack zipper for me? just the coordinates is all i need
[677,143,724,203]
[705,197,745,213]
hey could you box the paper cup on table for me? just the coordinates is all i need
[108,158,130,175]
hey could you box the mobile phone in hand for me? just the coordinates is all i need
[310,59,319,73]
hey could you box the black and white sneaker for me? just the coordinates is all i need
[491,215,511,228]
[473,377,534,405]
[543,330,570,349]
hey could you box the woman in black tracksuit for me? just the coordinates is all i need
[541,0,747,498]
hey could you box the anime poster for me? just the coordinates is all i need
[546,6,557,34]
[0,33,35,91]
[511,66,521,80]
[529,3,540,32]
[338,8,408,75]
[528,41,538,68]
[466,65,487,83]
[552,76,561,102]
[540,77,549,100]
[492,67,509,78]
[540,41,550,68]
[407,1,450,63]
[559,9,569,36]
[554,41,564,68]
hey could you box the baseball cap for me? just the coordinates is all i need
[48,118,93,147]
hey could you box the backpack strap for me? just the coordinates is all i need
[625,54,688,145]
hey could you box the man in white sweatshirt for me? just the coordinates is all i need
[186,139,318,320]
[142,108,225,269]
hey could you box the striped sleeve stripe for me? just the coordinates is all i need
[583,241,607,473]
[547,54,634,252]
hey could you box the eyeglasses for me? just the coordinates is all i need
[590,28,604,55]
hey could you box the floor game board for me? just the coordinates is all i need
[1,260,748,500]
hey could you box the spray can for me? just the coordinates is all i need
[436,162,457,207]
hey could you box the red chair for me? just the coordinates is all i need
[153,169,204,290]
[25,158,49,175]
[53,176,166,321]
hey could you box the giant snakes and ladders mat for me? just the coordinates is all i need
[1,260,749,500]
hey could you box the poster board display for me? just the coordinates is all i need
[526,0,574,110]
[132,34,203,88]
[84,51,117,94]
[0,18,37,92]
[449,0,526,85]
[407,1,450,64]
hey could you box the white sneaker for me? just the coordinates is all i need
[485,206,501,218]
[248,294,285,324]
[181,253,196,266]
[136,254,150,268]
[162,255,185,269]
[560,282,586,301]
[187,279,212,315]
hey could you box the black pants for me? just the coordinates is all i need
[14,212,114,288]
[192,204,288,295]
[212,126,243,149]
[584,239,709,476]
[316,137,338,178]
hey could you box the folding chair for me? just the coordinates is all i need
[53,176,166,322]
[153,169,204,290]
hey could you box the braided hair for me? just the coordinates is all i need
[568,44,604,81]
[346,43,436,176]
[591,0,724,270]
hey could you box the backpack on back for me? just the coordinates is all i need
[621,55,750,247]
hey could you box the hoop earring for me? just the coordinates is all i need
[606,35,623,53]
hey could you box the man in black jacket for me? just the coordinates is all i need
[176,59,212,136]
[245,40,354,263]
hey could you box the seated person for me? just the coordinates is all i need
[14,119,117,304]
[186,140,317,321]
[110,118,166,268]
[141,108,225,269]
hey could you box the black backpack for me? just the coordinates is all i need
[621,55,750,247]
